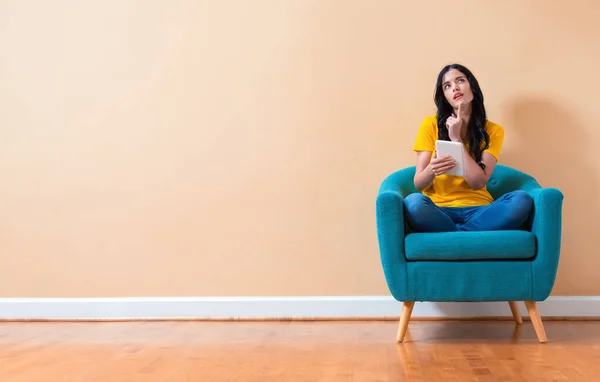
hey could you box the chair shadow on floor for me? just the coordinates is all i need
[399,321,526,344]
[399,320,600,345]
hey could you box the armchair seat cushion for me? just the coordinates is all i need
[405,230,536,261]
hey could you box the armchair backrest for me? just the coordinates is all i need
[379,164,541,200]
[486,165,541,199]
[378,167,418,199]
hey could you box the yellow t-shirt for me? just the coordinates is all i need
[413,115,505,207]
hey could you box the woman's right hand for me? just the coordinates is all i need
[429,152,456,176]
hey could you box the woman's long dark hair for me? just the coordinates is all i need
[435,64,490,169]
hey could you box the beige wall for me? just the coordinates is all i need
[0,1,598,297]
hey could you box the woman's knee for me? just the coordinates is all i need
[403,193,431,214]
[506,190,534,222]
[510,190,534,210]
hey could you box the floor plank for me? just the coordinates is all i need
[0,321,599,381]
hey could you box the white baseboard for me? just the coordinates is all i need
[0,296,598,321]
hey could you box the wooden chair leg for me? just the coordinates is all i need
[524,301,547,343]
[396,302,414,343]
[508,301,523,324]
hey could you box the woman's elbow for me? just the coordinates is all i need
[413,176,431,192]
[468,177,489,190]
[413,180,424,192]
[464,175,483,190]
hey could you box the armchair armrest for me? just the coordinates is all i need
[376,189,409,301]
[526,187,565,300]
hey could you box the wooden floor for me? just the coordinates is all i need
[1,321,600,381]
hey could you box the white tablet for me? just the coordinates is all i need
[435,140,465,177]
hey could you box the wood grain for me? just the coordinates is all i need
[1,321,599,381]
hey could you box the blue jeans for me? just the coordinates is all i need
[403,190,534,232]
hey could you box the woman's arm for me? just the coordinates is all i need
[460,149,497,190]
[413,151,456,191]
[413,151,435,191]
[445,104,500,190]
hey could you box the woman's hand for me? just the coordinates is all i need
[429,152,456,176]
[414,150,455,191]
[445,103,467,142]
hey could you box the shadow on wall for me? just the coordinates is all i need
[499,96,597,296]
[428,96,596,317]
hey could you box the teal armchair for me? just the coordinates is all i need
[375,164,564,343]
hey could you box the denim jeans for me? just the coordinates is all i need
[403,190,534,232]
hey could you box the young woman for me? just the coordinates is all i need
[404,64,533,232]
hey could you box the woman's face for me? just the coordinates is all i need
[442,69,473,109]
